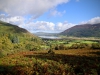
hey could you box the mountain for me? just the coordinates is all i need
[0,21,42,38]
[60,23,100,37]
[0,21,34,36]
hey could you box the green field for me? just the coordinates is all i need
[41,39,100,50]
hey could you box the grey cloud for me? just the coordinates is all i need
[0,0,69,19]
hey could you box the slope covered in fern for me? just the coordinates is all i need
[0,21,42,57]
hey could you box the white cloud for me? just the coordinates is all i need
[49,9,66,17]
[18,21,75,33]
[56,21,76,32]
[1,12,100,33]
[81,17,100,24]
[0,14,24,25]
[0,0,69,19]
[0,14,76,33]
[19,21,55,33]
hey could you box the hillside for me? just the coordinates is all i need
[60,23,100,37]
[0,21,34,36]
[0,21,42,57]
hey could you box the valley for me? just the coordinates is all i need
[0,21,100,75]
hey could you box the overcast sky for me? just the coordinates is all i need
[0,0,100,33]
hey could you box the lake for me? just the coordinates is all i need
[39,36,61,39]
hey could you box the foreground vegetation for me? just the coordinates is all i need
[0,49,100,75]
[0,21,100,75]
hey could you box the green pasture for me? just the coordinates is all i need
[44,39,98,47]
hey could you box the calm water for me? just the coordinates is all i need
[39,36,61,39]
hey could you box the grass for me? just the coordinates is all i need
[45,39,98,48]
[54,49,100,56]
[66,40,97,45]
[0,49,100,75]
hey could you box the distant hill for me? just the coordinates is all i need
[60,23,100,37]
[34,32,58,36]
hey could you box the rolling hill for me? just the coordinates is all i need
[60,23,100,37]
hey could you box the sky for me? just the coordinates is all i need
[0,0,100,33]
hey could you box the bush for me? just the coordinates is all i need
[59,44,66,50]
[47,44,55,55]
[79,43,88,49]
[30,46,41,51]
[48,49,55,54]
[25,43,34,50]
[0,50,4,58]
[14,43,25,50]
[70,43,89,49]
[55,44,66,50]
[55,45,59,50]
[91,43,100,49]
[70,44,78,49]
[1,37,13,50]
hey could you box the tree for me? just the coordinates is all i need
[8,34,19,43]
[12,36,19,43]
[48,45,55,54]
[1,36,13,50]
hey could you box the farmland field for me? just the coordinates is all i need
[0,49,100,75]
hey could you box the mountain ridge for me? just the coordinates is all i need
[0,21,36,37]
[0,21,27,33]
[60,23,100,37]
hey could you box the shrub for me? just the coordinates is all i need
[48,49,55,54]
[59,44,66,50]
[55,45,59,50]
[70,44,78,49]
[30,46,41,51]
[25,43,34,50]
[91,43,100,49]
[0,50,4,58]
[1,36,13,50]
[54,44,66,50]
[70,43,89,49]
[79,43,88,49]
[14,43,25,50]
[48,45,55,55]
